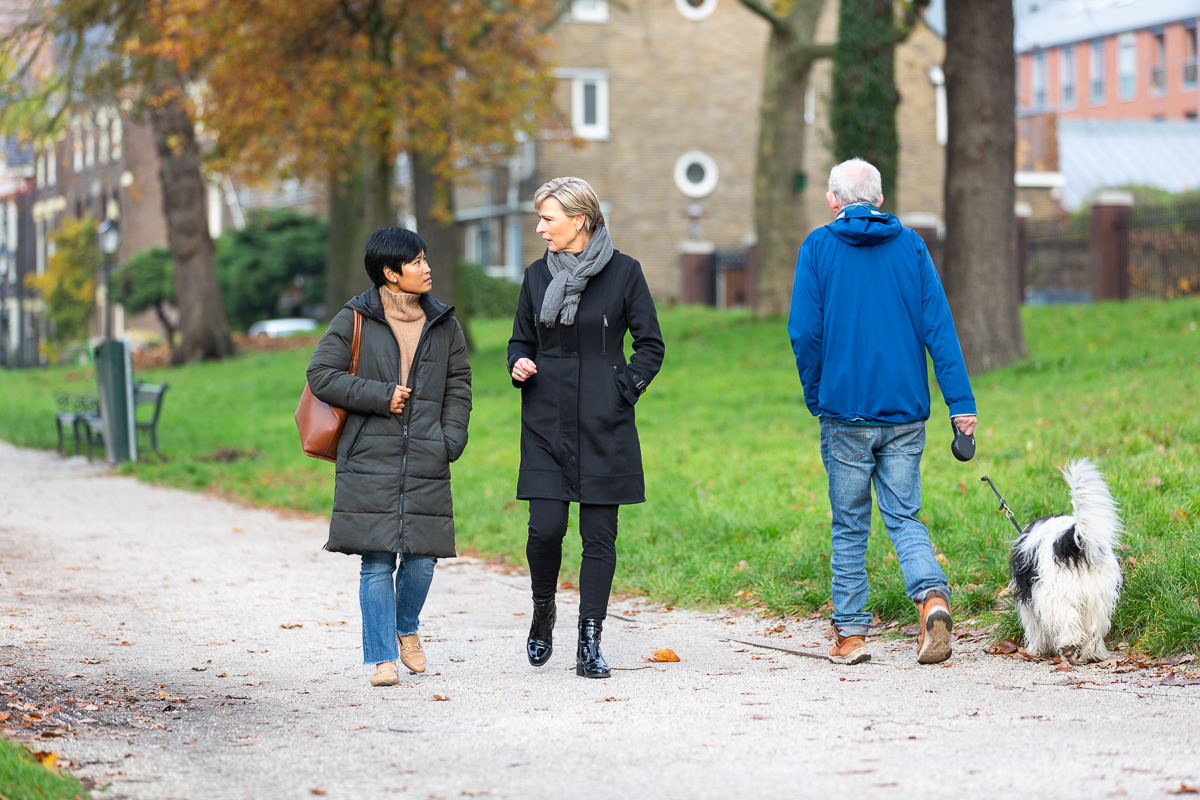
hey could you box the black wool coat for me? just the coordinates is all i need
[307,287,471,557]
[507,250,665,505]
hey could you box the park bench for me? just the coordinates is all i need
[83,381,170,461]
[55,393,100,456]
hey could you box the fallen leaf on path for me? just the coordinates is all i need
[595,697,628,702]
[432,695,450,701]
[39,730,65,738]
[310,791,327,796]
[1162,672,1200,687]
[0,712,9,722]
[216,672,227,678]
[646,648,680,663]
[1051,665,1076,673]
[80,658,101,664]
[1166,784,1199,795]
[182,739,197,745]
[986,639,1021,655]
[280,623,303,629]
[30,751,58,772]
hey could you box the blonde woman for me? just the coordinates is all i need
[507,177,665,678]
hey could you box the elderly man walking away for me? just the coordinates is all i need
[788,158,977,666]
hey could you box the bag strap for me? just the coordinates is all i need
[348,311,363,376]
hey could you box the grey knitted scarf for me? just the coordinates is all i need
[539,225,614,328]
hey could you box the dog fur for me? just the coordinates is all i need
[1009,458,1123,664]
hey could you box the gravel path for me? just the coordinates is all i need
[2,440,1198,799]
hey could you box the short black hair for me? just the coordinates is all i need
[364,227,426,287]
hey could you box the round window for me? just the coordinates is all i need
[674,0,718,21]
[674,151,719,198]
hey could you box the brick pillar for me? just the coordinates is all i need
[679,241,715,305]
[1089,190,1132,302]
[1015,201,1031,304]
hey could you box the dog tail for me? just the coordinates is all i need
[1062,458,1121,562]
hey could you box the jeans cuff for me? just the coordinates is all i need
[833,624,870,637]
[913,587,951,604]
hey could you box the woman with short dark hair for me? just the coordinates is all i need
[508,177,665,678]
[307,227,472,687]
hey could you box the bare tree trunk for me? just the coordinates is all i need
[148,88,233,364]
[413,155,469,339]
[739,0,831,316]
[324,158,371,317]
[943,0,1026,373]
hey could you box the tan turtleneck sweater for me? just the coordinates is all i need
[380,288,426,387]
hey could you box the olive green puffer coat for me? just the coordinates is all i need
[306,287,471,557]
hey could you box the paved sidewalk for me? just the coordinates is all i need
[1,440,1198,799]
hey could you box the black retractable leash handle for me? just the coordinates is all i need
[950,418,1024,536]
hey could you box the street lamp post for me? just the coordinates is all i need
[98,219,120,340]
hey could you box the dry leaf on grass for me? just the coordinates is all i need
[645,648,680,663]
[30,751,58,772]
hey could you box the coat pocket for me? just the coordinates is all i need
[608,365,626,410]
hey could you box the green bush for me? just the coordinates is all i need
[112,244,176,345]
[214,209,327,330]
[456,261,522,320]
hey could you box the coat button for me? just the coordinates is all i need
[569,456,576,464]
[571,351,578,358]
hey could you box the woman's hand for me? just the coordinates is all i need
[390,386,411,414]
[511,358,537,382]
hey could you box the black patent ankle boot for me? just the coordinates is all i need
[526,596,556,667]
[576,618,611,678]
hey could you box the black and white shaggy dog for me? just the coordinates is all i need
[1009,458,1123,664]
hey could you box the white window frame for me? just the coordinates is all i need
[1090,39,1106,105]
[84,119,95,169]
[72,120,83,172]
[1118,32,1136,100]
[1059,45,1076,109]
[1031,50,1047,109]
[675,0,718,21]
[110,111,123,160]
[556,69,611,141]
[566,0,608,23]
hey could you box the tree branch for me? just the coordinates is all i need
[800,42,835,61]
[736,0,784,32]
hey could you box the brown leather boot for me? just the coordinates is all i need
[398,634,426,673]
[916,591,953,664]
[829,627,871,665]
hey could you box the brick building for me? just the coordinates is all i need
[454,0,951,303]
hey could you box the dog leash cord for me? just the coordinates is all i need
[972,457,1024,536]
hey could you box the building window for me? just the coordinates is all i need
[1090,40,1106,104]
[567,0,608,23]
[675,0,718,21]
[72,120,83,172]
[111,113,123,160]
[673,151,719,198]
[1118,32,1135,100]
[1183,24,1197,88]
[84,119,95,169]
[46,146,56,187]
[36,155,45,188]
[1149,31,1166,95]
[1059,45,1076,109]
[556,69,611,140]
[1031,50,1047,109]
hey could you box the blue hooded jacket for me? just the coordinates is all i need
[787,204,975,424]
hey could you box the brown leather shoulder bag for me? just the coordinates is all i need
[295,311,363,462]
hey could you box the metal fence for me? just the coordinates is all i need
[1024,200,1200,304]
[1127,201,1200,300]
[1025,216,1091,304]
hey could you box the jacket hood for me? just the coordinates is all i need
[344,285,452,325]
[825,203,903,247]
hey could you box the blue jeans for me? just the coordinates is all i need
[819,417,949,636]
[359,552,437,664]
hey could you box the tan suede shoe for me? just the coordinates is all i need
[916,592,953,664]
[370,661,399,687]
[399,634,426,673]
[829,629,871,665]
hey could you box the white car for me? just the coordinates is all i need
[248,318,318,339]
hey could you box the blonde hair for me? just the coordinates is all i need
[533,177,605,233]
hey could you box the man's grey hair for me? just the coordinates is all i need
[827,158,883,206]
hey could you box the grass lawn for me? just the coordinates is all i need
[2,300,1198,655]
[0,736,91,800]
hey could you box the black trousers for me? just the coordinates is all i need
[526,499,618,620]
